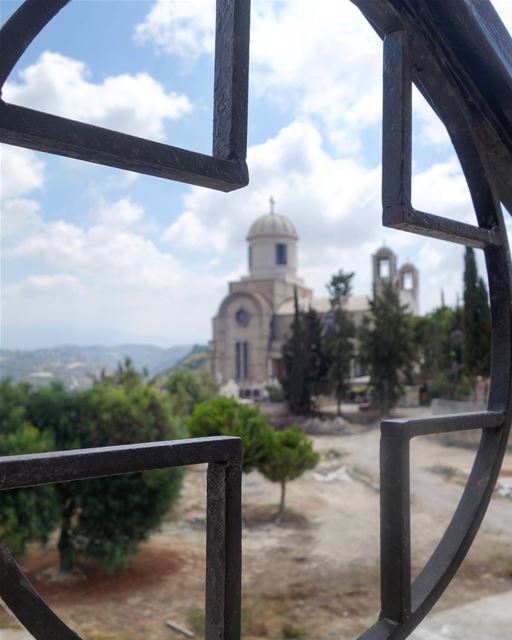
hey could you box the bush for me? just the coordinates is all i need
[186,397,273,472]
[164,369,218,418]
[0,381,59,557]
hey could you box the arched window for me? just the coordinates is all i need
[276,243,287,265]
[379,258,390,278]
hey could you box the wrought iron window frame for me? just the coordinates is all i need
[1,1,512,639]
[0,437,242,640]
[0,0,251,192]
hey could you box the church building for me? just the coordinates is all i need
[209,204,419,397]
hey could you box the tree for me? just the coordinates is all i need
[412,305,469,400]
[281,288,308,414]
[0,381,59,558]
[23,363,183,573]
[164,369,218,418]
[304,307,330,401]
[259,427,319,517]
[463,247,491,390]
[359,282,415,414]
[325,271,355,415]
[280,289,329,414]
[186,397,273,472]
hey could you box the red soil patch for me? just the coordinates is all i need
[19,543,186,604]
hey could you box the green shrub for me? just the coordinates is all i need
[186,397,273,472]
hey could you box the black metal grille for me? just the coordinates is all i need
[0,437,242,640]
[1,1,512,639]
[354,2,512,637]
[0,0,251,191]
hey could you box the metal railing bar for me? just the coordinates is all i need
[380,433,411,623]
[213,0,251,161]
[206,463,228,640]
[0,539,82,640]
[381,29,501,250]
[0,437,242,491]
[382,30,412,213]
[223,461,242,640]
[0,103,249,192]
[383,206,501,248]
[410,425,509,623]
[381,411,504,440]
[0,0,70,91]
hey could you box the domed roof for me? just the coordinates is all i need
[247,212,298,241]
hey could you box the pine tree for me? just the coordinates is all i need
[325,271,355,415]
[23,364,183,574]
[359,281,415,415]
[259,427,319,518]
[463,248,491,389]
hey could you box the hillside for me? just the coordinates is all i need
[0,344,193,390]
[152,344,208,386]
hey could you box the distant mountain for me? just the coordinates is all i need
[0,344,193,390]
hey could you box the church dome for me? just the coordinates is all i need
[247,212,298,241]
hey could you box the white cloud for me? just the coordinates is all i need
[494,0,512,31]
[413,157,474,223]
[0,145,45,239]
[135,0,382,153]
[134,0,215,60]
[134,0,463,154]
[413,88,451,148]
[10,274,83,294]
[0,145,44,200]
[164,119,476,313]
[3,196,229,346]
[162,210,228,251]
[96,197,145,229]
[4,2,508,347]
[3,51,192,140]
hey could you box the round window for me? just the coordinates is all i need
[235,308,250,325]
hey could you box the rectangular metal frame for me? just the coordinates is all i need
[0,0,251,192]
[379,411,504,623]
[382,30,501,249]
[0,436,242,640]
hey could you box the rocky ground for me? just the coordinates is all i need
[1,417,511,640]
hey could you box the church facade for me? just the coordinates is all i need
[209,207,419,396]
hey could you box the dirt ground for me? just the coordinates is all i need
[2,421,511,640]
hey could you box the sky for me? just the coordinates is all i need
[1,0,511,349]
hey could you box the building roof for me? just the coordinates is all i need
[276,295,370,315]
[247,212,298,241]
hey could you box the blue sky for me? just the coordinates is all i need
[1,0,511,349]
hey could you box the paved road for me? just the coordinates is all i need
[0,630,30,640]
[410,590,512,640]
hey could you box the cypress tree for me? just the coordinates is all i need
[303,307,330,407]
[325,271,355,415]
[463,248,491,388]
[280,289,329,414]
[281,288,307,414]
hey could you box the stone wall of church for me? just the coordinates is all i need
[212,291,272,386]
[229,279,311,313]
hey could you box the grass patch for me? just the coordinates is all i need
[282,623,305,639]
